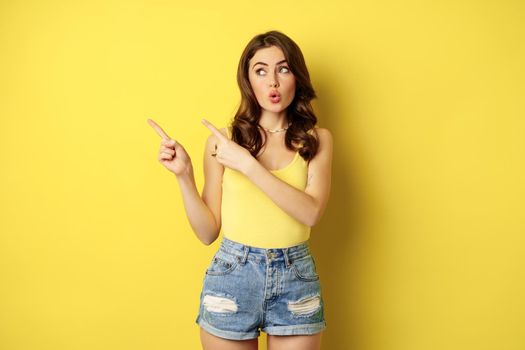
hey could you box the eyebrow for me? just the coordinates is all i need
[252,59,288,69]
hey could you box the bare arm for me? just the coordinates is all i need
[175,129,226,245]
[148,118,225,246]
[175,171,216,246]
[244,128,333,227]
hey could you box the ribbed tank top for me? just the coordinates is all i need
[220,125,318,248]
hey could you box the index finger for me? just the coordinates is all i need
[147,118,172,141]
[201,118,228,143]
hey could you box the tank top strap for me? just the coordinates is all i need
[224,125,231,139]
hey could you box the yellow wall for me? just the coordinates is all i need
[1,1,523,349]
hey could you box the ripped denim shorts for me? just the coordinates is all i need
[195,236,326,340]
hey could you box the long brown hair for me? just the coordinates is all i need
[229,30,320,162]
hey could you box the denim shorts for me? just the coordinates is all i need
[195,236,326,340]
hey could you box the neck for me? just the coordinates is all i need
[259,110,289,130]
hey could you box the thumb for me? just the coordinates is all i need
[161,138,178,148]
[173,139,184,150]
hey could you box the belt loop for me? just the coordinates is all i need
[283,248,291,268]
[239,245,249,265]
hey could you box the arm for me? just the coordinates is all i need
[244,128,333,227]
[175,130,226,245]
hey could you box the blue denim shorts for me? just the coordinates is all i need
[195,236,326,340]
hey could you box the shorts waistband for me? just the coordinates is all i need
[219,236,311,263]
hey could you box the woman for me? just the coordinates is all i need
[148,30,333,350]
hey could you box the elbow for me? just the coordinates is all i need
[200,234,218,246]
[201,239,214,246]
[306,209,321,228]
[307,217,318,228]
[306,198,326,227]
[199,228,220,246]
[197,215,221,246]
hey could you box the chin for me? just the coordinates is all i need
[266,105,284,112]
[264,101,292,112]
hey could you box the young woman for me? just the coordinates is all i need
[148,30,333,350]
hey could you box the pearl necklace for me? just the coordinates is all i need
[259,123,290,133]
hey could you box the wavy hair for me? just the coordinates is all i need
[229,30,320,162]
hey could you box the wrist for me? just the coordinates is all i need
[242,157,260,178]
[175,165,194,183]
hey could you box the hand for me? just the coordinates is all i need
[201,118,256,175]
[147,118,192,177]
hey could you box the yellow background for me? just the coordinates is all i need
[1,1,524,349]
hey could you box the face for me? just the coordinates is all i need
[248,46,296,113]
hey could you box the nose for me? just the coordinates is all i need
[269,71,279,88]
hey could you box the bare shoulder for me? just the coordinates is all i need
[315,127,332,139]
[313,127,333,152]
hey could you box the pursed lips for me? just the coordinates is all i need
[268,90,281,98]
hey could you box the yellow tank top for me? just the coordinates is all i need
[220,125,318,248]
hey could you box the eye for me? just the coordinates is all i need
[255,66,290,76]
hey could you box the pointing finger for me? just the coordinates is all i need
[148,118,173,141]
[201,118,228,143]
